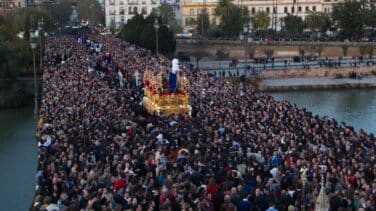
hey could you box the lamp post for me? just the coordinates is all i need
[30,29,39,118]
[38,18,44,69]
[153,18,159,55]
[89,4,94,28]
[243,23,249,75]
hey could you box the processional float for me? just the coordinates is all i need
[142,59,191,116]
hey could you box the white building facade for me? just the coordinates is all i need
[105,0,161,29]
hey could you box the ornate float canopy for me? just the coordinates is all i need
[142,59,191,116]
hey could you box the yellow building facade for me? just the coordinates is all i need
[180,0,351,31]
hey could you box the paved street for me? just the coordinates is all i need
[263,77,376,87]
[188,57,376,77]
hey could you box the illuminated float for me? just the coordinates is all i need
[142,59,191,116]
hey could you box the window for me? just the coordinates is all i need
[197,8,201,14]
[211,18,216,25]
[305,6,309,12]
[266,7,270,13]
[251,7,255,14]
[273,7,276,13]
[119,1,124,4]
[212,8,215,15]
[298,6,301,12]
[284,7,288,13]
[121,16,125,23]
[128,6,132,14]
[119,7,125,15]
[142,7,147,14]
[189,9,194,15]
[312,6,316,11]
[109,0,115,5]
[291,6,294,13]
[133,7,138,14]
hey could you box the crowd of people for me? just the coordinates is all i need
[32,30,376,211]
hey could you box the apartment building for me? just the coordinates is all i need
[0,0,25,15]
[181,0,330,30]
[105,0,160,29]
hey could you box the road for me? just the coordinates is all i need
[186,57,376,77]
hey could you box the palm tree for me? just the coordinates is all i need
[252,11,271,31]
[214,0,233,18]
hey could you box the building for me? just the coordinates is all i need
[181,0,336,31]
[0,0,26,15]
[104,0,160,29]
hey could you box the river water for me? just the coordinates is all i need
[0,107,37,210]
[269,89,376,134]
[0,89,375,209]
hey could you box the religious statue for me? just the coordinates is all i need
[142,58,191,116]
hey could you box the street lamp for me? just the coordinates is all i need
[38,18,44,69]
[153,18,160,55]
[243,23,249,75]
[89,4,94,28]
[30,29,39,118]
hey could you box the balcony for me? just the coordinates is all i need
[128,0,138,4]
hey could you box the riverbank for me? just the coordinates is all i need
[0,78,41,109]
[261,77,376,92]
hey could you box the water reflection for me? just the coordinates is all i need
[269,89,376,134]
[0,107,37,210]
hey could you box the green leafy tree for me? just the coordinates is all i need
[364,4,376,29]
[157,3,175,24]
[304,11,331,33]
[0,40,22,79]
[283,14,305,37]
[216,48,229,68]
[48,0,73,27]
[118,14,176,54]
[189,50,211,69]
[77,0,104,26]
[252,11,270,31]
[214,0,250,38]
[332,1,364,39]
[214,0,232,18]
[196,13,210,36]
[155,4,182,34]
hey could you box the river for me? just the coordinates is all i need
[0,107,37,210]
[269,89,376,134]
[0,89,375,209]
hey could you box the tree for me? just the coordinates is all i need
[77,0,104,26]
[304,12,331,33]
[155,4,182,34]
[214,0,250,38]
[252,11,270,31]
[364,4,376,30]
[0,40,22,79]
[188,50,211,69]
[282,14,305,37]
[264,48,274,58]
[341,45,348,57]
[157,3,175,24]
[48,0,73,27]
[118,14,176,55]
[332,1,364,39]
[216,48,229,68]
[214,0,233,18]
[196,13,210,36]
